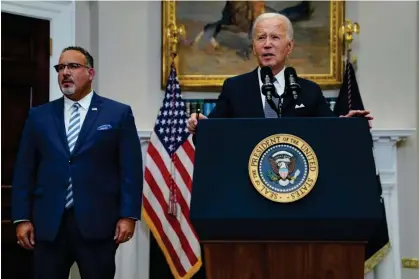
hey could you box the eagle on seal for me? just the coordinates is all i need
[269,150,298,186]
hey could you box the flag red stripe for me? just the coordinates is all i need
[145,166,198,266]
[182,139,195,164]
[142,196,187,276]
[173,152,193,195]
[171,154,200,241]
[148,143,194,220]
[145,147,197,259]
[170,150,201,248]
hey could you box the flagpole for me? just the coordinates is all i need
[340,19,360,112]
[166,22,186,217]
[166,23,185,81]
[168,54,178,217]
[339,19,360,70]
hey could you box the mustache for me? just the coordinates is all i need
[62,79,74,83]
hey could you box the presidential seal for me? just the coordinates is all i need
[248,134,319,203]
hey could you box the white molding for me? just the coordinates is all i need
[371,129,415,142]
[138,130,152,140]
[2,0,76,102]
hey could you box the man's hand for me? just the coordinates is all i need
[186,113,208,134]
[343,110,373,120]
[114,218,136,244]
[341,110,373,128]
[16,221,35,250]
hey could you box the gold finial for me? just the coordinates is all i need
[340,19,360,68]
[340,19,360,46]
[167,23,186,59]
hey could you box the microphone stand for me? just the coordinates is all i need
[278,96,282,118]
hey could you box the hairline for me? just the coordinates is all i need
[252,13,294,41]
[60,46,94,68]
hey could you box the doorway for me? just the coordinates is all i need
[1,11,50,279]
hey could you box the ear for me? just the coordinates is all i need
[287,39,294,56]
[88,68,96,81]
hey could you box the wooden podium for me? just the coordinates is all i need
[190,118,385,279]
[203,242,365,279]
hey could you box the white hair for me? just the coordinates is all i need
[252,13,294,41]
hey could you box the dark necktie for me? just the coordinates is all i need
[264,78,280,118]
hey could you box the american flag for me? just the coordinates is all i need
[141,63,202,278]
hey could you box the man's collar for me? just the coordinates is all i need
[64,90,94,110]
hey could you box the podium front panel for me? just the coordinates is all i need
[190,118,385,242]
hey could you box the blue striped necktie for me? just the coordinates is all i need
[264,78,280,118]
[66,103,81,208]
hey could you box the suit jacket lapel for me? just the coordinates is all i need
[281,77,300,112]
[71,92,102,155]
[53,97,71,156]
[247,68,265,117]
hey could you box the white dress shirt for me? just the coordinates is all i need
[257,66,286,109]
[64,90,94,132]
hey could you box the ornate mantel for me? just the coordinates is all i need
[138,128,415,279]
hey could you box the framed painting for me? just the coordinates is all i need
[161,0,345,91]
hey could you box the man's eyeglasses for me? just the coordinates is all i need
[54,63,90,73]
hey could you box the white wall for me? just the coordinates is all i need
[348,2,419,278]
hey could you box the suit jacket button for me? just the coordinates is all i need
[68,159,72,164]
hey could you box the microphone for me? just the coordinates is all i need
[260,66,280,101]
[284,67,301,100]
[260,66,280,117]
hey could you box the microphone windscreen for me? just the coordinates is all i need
[284,66,297,77]
[260,66,274,82]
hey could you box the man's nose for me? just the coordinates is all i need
[263,38,273,48]
[62,66,71,75]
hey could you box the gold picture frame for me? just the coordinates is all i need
[162,1,345,91]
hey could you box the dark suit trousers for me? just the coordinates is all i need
[34,209,118,279]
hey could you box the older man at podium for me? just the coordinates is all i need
[187,12,372,134]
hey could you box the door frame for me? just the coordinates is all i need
[1,3,77,278]
[2,0,76,101]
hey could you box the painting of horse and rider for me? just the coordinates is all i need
[162,0,344,91]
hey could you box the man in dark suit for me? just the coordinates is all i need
[12,46,143,279]
[183,12,372,279]
[187,12,372,133]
